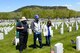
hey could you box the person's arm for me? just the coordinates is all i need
[31,21,35,32]
[26,22,29,28]
[16,27,24,29]
[40,23,42,32]
[16,22,24,30]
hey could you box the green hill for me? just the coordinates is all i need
[14,5,68,12]
[0,5,80,19]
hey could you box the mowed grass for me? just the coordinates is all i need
[0,23,80,53]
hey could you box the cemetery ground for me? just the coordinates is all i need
[0,23,80,53]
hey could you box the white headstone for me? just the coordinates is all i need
[28,29,32,34]
[52,23,54,27]
[69,26,72,32]
[60,28,64,34]
[29,24,31,28]
[61,23,64,28]
[15,37,19,46]
[51,30,53,37]
[66,23,69,27]
[0,33,4,40]
[65,22,69,27]
[54,43,63,53]
[76,21,78,26]
[37,38,38,41]
[4,29,8,35]
[55,25,58,30]
[71,23,74,27]
[76,36,80,51]
[76,25,78,31]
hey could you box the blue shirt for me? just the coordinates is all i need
[47,26,50,37]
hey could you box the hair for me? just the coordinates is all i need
[47,20,52,26]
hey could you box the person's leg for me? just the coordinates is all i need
[48,36,51,46]
[33,33,37,48]
[45,36,48,45]
[38,33,42,48]
[23,33,28,49]
[19,35,24,52]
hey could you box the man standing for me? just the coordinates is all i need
[31,15,43,48]
[16,17,28,53]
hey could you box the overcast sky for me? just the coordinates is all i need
[0,0,80,12]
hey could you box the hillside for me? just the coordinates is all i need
[0,5,80,19]
[14,5,68,12]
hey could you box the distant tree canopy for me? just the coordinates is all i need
[0,5,80,19]
[21,7,79,19]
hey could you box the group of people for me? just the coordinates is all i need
[16,15,52,53]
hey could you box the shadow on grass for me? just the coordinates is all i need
[70,39,76,49]
[72,45,76,49]
[29,43,47,48]
[29,44,39,48]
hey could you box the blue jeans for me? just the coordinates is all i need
[45,35,51,46]
[33,33,42,48]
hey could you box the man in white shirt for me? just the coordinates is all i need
[31,15,43,48]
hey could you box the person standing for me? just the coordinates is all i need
[31,15,43,48]
[16,17,29,53]
[44,20,52,46]
[15,19,20,46]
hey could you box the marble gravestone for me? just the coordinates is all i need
[76,36,80,51]
[75,21,78,30]
[15,36,19,46]
[28,29,32,34]
[55,24,58,30]
[54,43,63,53]
[60,28,64,34]
[0,33,4,40]
[69,26,72,32]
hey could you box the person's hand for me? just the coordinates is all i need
[21,27,24,29]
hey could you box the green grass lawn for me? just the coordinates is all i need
[0,23,80,53]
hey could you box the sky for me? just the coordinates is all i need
[0,0,80,12]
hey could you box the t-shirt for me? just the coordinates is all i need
[16,22,22,32]
[16,31,19,38]
[16,22,22,38]
[16,21,28,35]
[47,26,50,37]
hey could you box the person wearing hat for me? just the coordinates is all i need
[16,17,29,53]
[31,15,43,48]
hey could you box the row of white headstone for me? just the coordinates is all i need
[28,24,53,37]
[52,21,79,35]
[28,21,79,36]
[53,36,80,53]
[0,26,14,40]
[0,22,14,26]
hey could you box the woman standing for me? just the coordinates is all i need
[44,20,52,46]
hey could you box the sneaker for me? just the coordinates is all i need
[39,46,43,48]
[33,46,37,49]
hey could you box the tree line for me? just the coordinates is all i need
[0,6,80,19]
